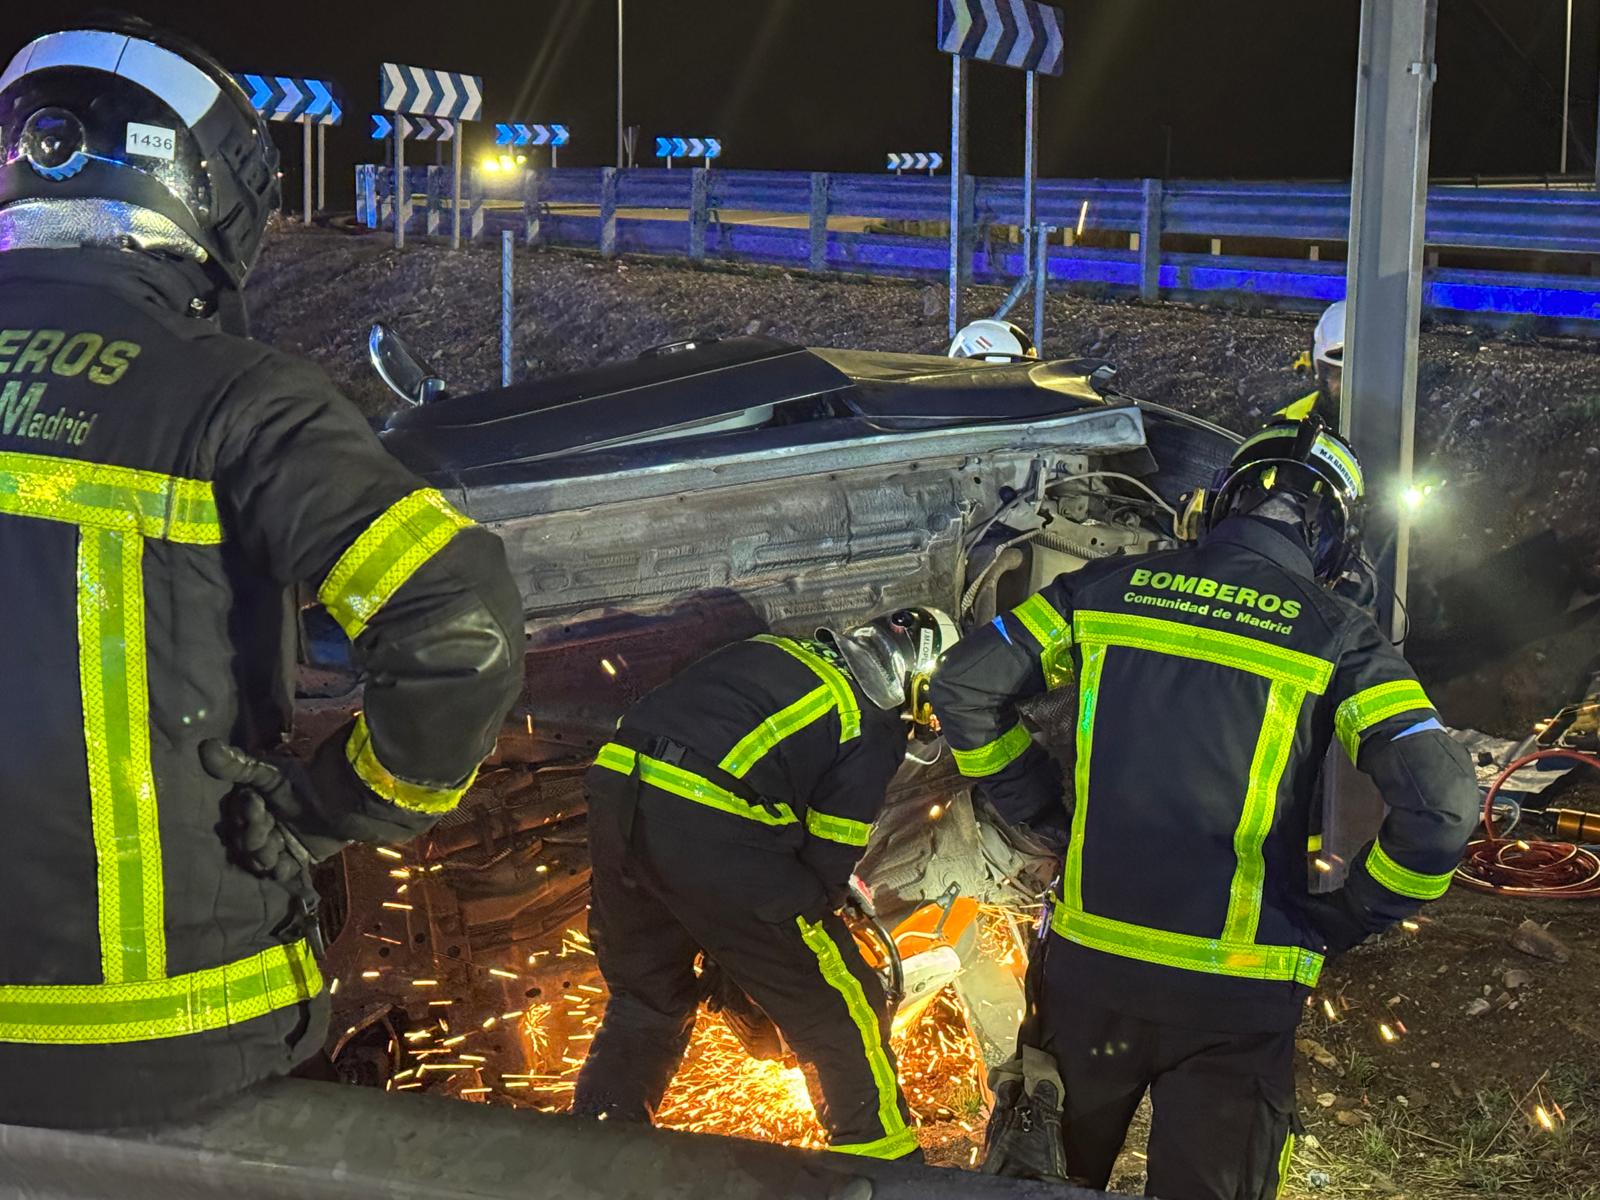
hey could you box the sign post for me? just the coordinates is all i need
[936,0,1065,338]
[381,63,485,251]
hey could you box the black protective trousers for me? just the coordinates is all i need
[1036,949,1299,1200]
[572,772,919,1160]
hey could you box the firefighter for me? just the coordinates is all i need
[0,19,523,1130]
[933,416,1479,1198]
[572,609,959,1160]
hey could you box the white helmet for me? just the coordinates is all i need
[1313,302,1346,370]
[819,607,960,723]
[948,319,1037,363]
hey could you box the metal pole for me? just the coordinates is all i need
[1343,0,1436,638]
[501,230,514,387]
[616,0,625,169]
[452,127,463,250]
[302,118,313,224]
[1324,0,1438,883]
[1561,0,1574,175]
[948,55,968,340]
[1032,223,1051,354]
[1023,71,1038,275]
[394,117,405,250]
[317,124,326,212]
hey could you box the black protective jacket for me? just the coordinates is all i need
[0,251,523,1128]
[593,635,907,899]
[932,516,1479,1032]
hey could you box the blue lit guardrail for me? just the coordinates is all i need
[353,165,1600,331]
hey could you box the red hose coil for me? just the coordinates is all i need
[1454,748,1600,899]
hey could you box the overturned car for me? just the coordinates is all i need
[306,334,1239,1106]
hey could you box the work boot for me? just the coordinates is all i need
[980,1045,1070,1183]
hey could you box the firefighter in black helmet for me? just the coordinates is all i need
[0,19,522,1129]
[573,609,960,1160]
[933,417,1479,1199]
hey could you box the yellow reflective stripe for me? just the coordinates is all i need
[805,808,873,847]
[1222,681,1307,945]
[595,743,798,827]
[1307,834,1324,853]
[1366,840,1454,900]
[1335,679,1433,763]
[951,722,1032,778]
[346,714,477,815]
[0,939,321,1045]
[1074,611,1334,694]
[751,635,861,740]
[79,528,164,984]
[318,489,474,640]
[1051,905,1324,987]
[720,685,833,779]
[1064,642,1107,912]
[828,1128,922,1160]
[1012,594,1073,690]
[0,450,221,545]
[796,916,910,1149]
[1275,1132,1296,1199]
[1239,427,1298,455]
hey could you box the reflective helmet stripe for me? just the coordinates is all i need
[1,31,221,126]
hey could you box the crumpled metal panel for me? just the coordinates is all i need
[499,461,970,630]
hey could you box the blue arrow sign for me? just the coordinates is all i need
[705,138,722,159]
[530,125,551,147]
[551,124,571,147]
[242,73,274,111]
[303,78,333,119]
[671,137,688,159]
[513,124,533,147]
[371,113,393,140]
[495,123,515,146]
[655,137,672,158]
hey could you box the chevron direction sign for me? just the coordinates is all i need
[409,116,455,142]
[237,74,342,123]
[937,0,1065,76]
[655,136,722,164]
[887,152,944,173]
[379,63,484,121]
[494,123,571,148]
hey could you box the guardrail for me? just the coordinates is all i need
[353,165,1600,332]
[0,1078,1108,1200]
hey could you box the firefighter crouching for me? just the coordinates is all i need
[572,610,959,1160]
[0,19,523,1129]
[932,417,1480,1199]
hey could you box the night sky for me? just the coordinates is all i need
[10,1,1600,196]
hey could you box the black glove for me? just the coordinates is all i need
[200,741,348,894]
[1297,890,1371,957]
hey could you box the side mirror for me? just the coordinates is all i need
[1088,364,1119,397]
[369,324,449,407]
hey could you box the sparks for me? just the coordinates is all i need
[376,847,404,861]
[1379,1023,1397,1043]
[600,659,618,678]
